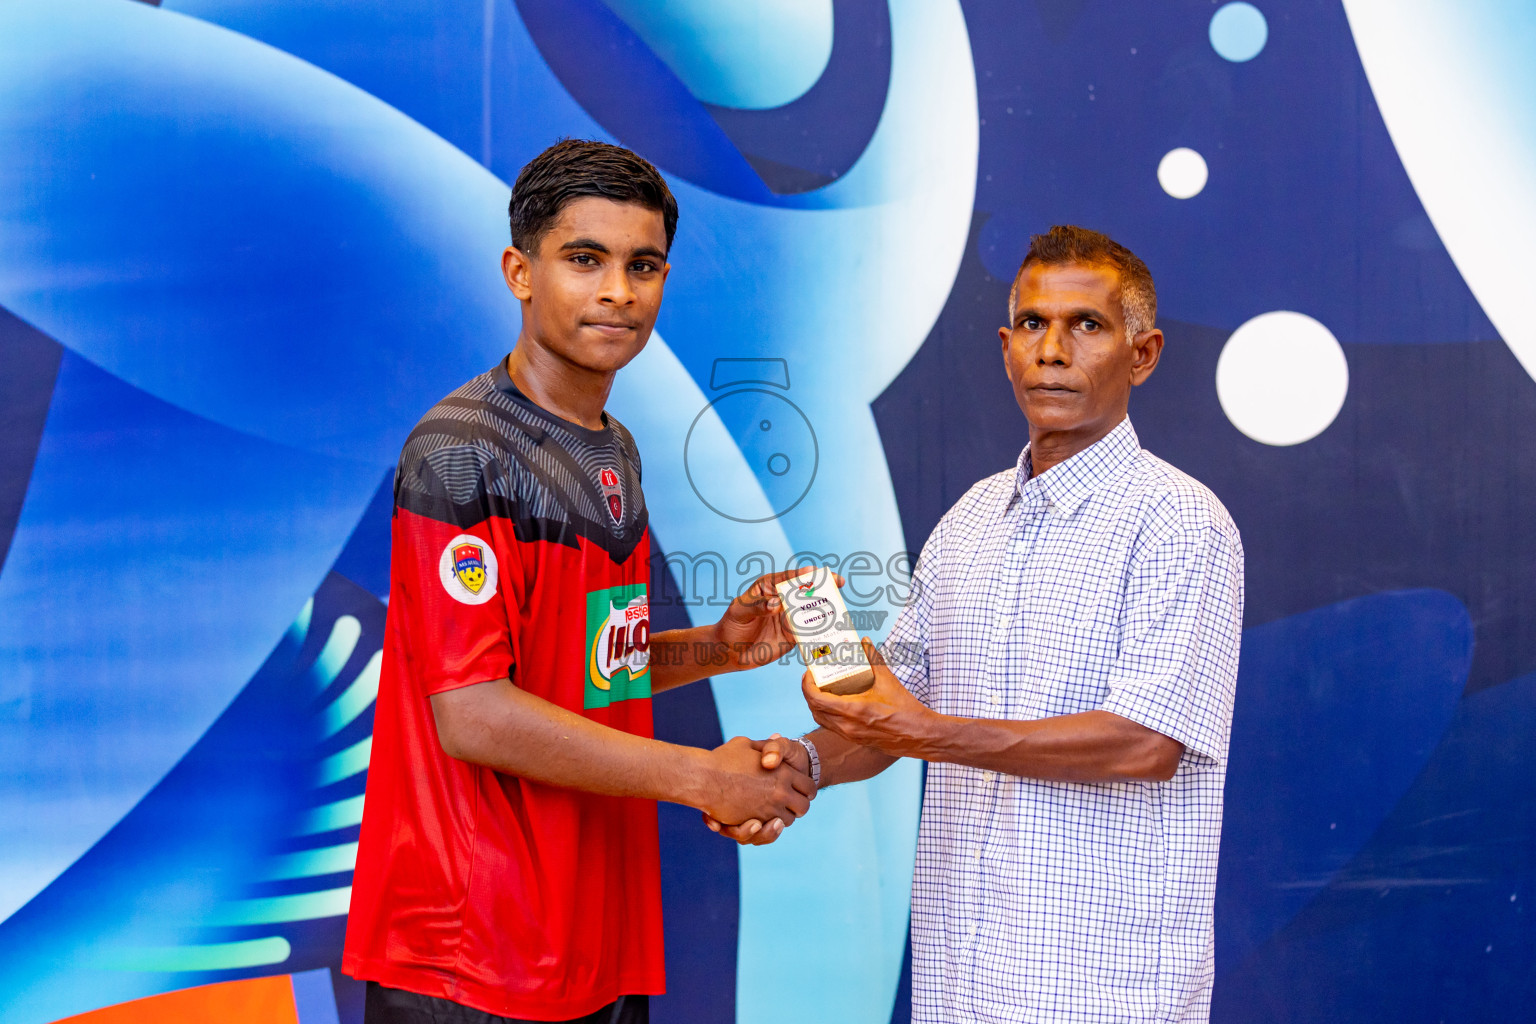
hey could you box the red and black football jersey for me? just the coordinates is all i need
[344,359,662,1020]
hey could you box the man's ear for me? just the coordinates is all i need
[1129,327,1164,387]
[502,245,534,302]
[999,325,1014,385]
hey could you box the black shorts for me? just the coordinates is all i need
[362,982,649,1024]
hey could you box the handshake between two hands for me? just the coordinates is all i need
[699,732,813,847]
[694,636,931,848]
[683,568,937,847]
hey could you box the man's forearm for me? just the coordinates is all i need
[895,709,1182,782]
[804,728,897,788]
[431,678,711,803]
[802,651,1185,784]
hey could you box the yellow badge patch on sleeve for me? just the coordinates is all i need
[438,533,499,605]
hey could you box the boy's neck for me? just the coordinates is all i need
[504,337,612,432]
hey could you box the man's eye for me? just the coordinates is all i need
[630,261,656,273]
[1025,318,1043,331]
[571,253,596,265]
[1079,319,1100,332]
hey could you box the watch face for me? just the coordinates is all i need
[685,387,819,523]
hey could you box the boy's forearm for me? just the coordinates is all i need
[431,677,709,806]
[648,624,739,692]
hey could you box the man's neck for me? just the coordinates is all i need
[504,335,612,431]
[1027,417,1124,478]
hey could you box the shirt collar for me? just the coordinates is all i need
[492,355,613,445]
[1010,417,1140,516]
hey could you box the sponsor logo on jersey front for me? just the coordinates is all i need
[438,533,499,605]
[585,583,650,708]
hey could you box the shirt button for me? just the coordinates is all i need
[981,771,996,784]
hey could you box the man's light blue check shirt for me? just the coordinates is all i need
[881,418,1244,1024]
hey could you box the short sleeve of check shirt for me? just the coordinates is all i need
[1099,505,1243,764]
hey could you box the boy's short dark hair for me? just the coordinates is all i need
[1011,225,1157,339]
[508,139,679,256]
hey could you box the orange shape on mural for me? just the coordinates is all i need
[50,974,299,1024]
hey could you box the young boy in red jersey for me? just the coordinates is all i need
[344,140,817,1024]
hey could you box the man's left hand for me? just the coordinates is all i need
[802,638,938,758]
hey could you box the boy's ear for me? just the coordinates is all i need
[502,246,533,301]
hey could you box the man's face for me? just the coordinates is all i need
[999,261,1161,445]
[502,196,670,375]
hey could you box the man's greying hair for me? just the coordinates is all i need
[1008,225,1157,341]
[509,139,679,256]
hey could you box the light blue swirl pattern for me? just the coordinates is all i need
[0,1,977,1021]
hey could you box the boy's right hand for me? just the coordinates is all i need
[698,735,813,828]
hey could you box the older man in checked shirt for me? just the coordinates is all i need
[719,225,1245,1022]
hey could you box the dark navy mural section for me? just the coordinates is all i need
[877,1,1536,1019]
[0,0,1532,1022]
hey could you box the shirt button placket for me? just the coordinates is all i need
[987,593,1009,714]
[987,523,1030,713]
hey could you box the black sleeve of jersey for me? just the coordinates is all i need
[395,437,508,532]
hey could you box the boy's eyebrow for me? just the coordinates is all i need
[559,237,610,254]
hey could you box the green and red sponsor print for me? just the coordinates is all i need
[585,583,650,708]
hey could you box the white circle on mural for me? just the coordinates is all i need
[1216,311,1349,445]
[1158,147,1208,199]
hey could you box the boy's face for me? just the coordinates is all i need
[501,197,670,375]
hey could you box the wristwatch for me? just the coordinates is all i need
[796,735,822,789]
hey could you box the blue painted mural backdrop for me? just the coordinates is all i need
[0,1,1531,1021]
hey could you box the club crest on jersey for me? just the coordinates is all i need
[437,533,499,605]
[598,466,624,525]
[453,544,487,594]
